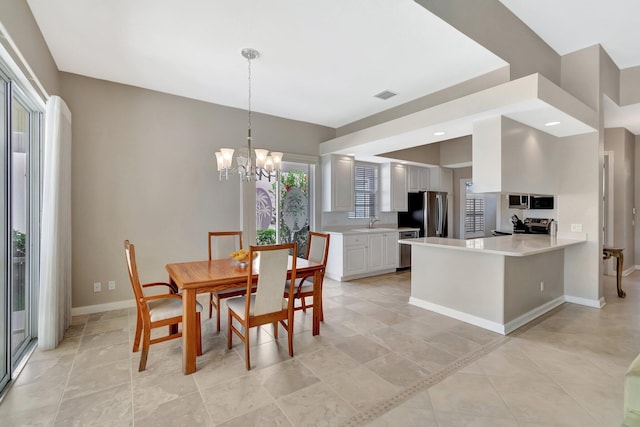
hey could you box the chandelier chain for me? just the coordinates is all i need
[247,52,252,135]
[215,48,282,182]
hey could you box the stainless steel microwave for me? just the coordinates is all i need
[529,195,554,209]
[508,194,529,209]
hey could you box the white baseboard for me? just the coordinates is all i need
[71,299,136,316]
[624,266,637,276]
[564,295,605,308]
[503,296,565,334]
[409,295,566,335]
[326,268,397,282]
[408,297,506,335]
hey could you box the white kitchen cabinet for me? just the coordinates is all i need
[322,154,354,212]
[343,235,367,277]
[429,167,453,194]
[325,231,398,281]
[368,234,384,271]
[380,163,408,212]
[368,232,398,271]
[383,232,398,269]
[408,166,429,192]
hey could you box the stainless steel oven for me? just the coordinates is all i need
[398,230,419,269]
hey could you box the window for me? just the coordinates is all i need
[349,163,377,218]
[464,181,485,236]
[256,161,313,258]
[465,198,485,233]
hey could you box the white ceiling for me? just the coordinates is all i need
[25,0,640,133]
[499,0,640,69]
[25,0,507,128]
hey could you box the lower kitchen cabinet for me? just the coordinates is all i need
[326,231,398,281]
[344,244,367,277]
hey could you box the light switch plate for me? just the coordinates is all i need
[570,223,583,232]
[93,282,101,292]
[108,280,116,291]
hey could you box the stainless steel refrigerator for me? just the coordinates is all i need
[398,191,448,237]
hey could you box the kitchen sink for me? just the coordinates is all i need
[351,228,395,232]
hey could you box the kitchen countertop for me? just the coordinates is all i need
[399,233,586,257]
[322,225,420,235]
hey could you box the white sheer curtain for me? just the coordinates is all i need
[38,96,72,350]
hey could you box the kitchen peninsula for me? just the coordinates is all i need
[401,234,586,334]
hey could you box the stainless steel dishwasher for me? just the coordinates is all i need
[398,230,419,269]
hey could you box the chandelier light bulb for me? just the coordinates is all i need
[254,149,268,168]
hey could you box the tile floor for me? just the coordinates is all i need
[0,270,638,426]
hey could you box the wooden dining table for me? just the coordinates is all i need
[166,255,324,374]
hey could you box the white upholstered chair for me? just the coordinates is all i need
[227,243,297,370]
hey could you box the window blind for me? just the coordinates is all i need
[465,197,485,233]
[349,164,377,218]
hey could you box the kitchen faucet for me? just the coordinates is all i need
[368,217,380,229]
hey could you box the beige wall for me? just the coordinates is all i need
[381,142,440,166]
[599,47,620,105]
[440,135,471,167]
[555,133,602,302]
[0,0,59,99]
[636,135,640,266]
[621,66,640,106]
[60,72,334,308]
[561,46,601,110]
[604,128,635,270]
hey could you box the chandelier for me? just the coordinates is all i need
[215,48,283,182]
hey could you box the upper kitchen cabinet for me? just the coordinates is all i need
[429,167,453,193]
[380,163,408,212]
[322,154,354,212]
[408,166,430,192]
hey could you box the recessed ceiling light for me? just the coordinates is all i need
[545,121,561,127]
[373,90,397,100]
[401,161,408,164]
[433,131,446,136]
[346,153,355,156]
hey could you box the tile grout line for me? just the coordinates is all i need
[52,316,87,424]
[192,358,217,426]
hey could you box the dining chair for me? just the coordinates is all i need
[124,240,203,372]
[207,231,248,331]
[285,232,330,321]
[227,243,297,370]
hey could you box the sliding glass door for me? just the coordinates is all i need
[0,71,8,392]
[0,67,42,394]
[10,88,36,363]
[256,161,313,257]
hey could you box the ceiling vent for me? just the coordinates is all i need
[373,90,397,100]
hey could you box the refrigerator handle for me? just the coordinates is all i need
[435,194,441,235]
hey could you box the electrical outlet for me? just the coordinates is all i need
[93,282,101,292]
[108,280,116,291]
[540,281,544,292]
[570,223,583,232]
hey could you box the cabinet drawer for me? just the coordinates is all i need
[344,235,367,246]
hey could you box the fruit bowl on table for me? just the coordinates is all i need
[230,249,257,267]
